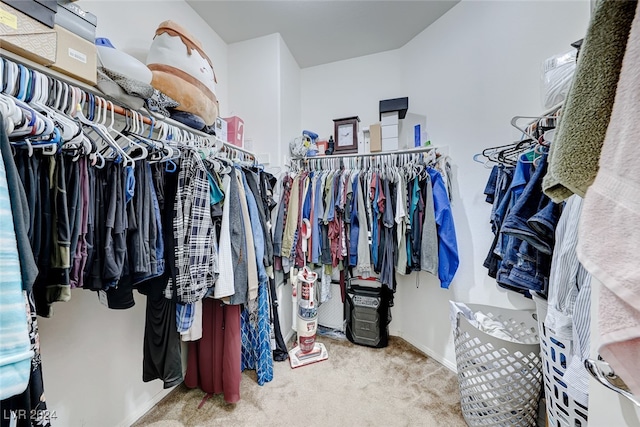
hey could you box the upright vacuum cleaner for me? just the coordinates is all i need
[288,220,329,368]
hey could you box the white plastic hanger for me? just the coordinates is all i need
[76,96,134,167]
[105,101,147,161]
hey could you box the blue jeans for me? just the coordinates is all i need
[498,155,557,294]
[501,155,560,255]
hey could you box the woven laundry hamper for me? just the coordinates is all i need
[453,303,543,427]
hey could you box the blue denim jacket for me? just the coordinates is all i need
[501,155,560,255]
[498,155,558,295]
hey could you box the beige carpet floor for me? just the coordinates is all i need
[131,335,466,427]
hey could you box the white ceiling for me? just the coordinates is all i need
[186,1,460,68]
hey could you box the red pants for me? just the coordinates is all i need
[185,299,242,403]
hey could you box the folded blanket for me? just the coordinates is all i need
[577,0,640,399]
[542,0,637,202]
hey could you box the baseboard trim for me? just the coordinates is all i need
[284,328,295,346]
[119,386,176,427]
[393,332,458,374]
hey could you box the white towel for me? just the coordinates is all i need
[577,0,640,399]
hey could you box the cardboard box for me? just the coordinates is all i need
[381,124,398,139]
[215,116,227,141]
[370,123,381,152]
[225,116,244,147]
[48,24,96,85]
[317,140,327,155]
[2,0,57,28]
[0,2,56,65]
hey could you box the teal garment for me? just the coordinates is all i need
[207,173,224,205]
[407,177,421,267]
[0,142,33,400]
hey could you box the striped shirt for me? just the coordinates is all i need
[545,195,591,406]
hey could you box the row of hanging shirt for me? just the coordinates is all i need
[477,109,593,407]
[1,58,259,310]
[0,56,280,407]
[276,150,459,307]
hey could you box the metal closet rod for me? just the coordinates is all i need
[144,108,256,160]
[296,145,441,162]
[0,49,257,161]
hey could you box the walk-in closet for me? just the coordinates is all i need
[1,1,639,426]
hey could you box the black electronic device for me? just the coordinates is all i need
[345,278,391,348]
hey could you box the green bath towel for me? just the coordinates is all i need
[543,0,637,202]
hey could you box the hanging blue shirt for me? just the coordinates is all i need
[302,173,312,221]
[371,174,380,268]
[326,173,336,222]
[349,172,360,267]
[311,173,324,264]
[428,168,459,289]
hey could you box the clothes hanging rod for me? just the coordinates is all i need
[293,145,442,163]
[520,102,563,127]
[143,108,256,159]
[542,101,563,117]
[1,49,257,161]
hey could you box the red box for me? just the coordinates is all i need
[224,116,244,147]
[316,140,327,155]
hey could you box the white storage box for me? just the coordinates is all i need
[381,111,399,126]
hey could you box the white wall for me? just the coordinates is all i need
[278,34,302,169]
[37,1,229,426]
[397,0,591,369]
[227,33,301,169]
[228,34,280,162]
[301,49,403,142]
[300,0,590,370]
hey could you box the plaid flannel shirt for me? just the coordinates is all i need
[166,150,217,303]
[176,302,195,333]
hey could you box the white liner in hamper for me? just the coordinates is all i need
[453,303,543,427]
